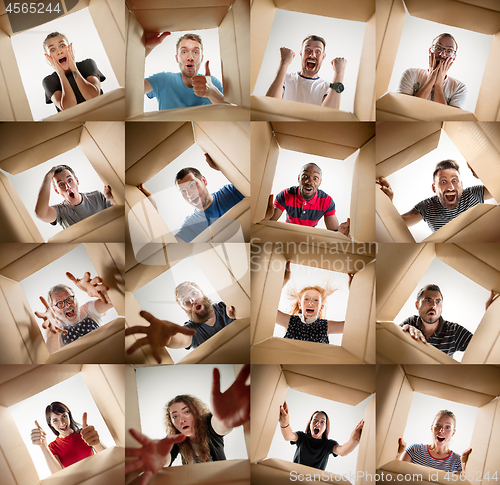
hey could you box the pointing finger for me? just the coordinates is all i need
[39,296,50,310]
[66,272,78,284]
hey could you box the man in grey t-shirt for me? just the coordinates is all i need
[35,164,116,229]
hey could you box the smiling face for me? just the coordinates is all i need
[53,169,81,206]
[416,290,443,325]
[177,284,214,323]
[49,411,73,438]
[309,412,327,440]
[431,414,455,448]
[170,402,196,439]
[299,289,324,320]
[50,288,80,325]
[44,35,71,72]
[298,164,322,201]
[176,39,203,79]
[300,40,326,78]
[176,172,212,210]
[432,168,464,209]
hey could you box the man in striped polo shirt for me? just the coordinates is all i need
[264,163,350,236]
[377,160,494,233]
[399,284,498,357]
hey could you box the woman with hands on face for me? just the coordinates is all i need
[397,410,471,475]
[42,32,106,112]
[125,365,250,485]
[30,402,106,474]
[279,401,364,471]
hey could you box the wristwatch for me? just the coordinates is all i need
[330,82,344,93]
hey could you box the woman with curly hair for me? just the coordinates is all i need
[126,365,250,485]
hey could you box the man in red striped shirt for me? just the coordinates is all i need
[264,163,350,236]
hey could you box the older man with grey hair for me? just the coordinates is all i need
[34,271,114,353]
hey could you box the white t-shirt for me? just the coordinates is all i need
[397,67,467,108]
[283,72,329,105]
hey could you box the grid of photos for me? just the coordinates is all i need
[0,1,499,485]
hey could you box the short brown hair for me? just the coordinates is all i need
[176,33,203,54]
[433,160,460,181]
[175,167,204,184]
[43,32,68,52]
[302,35,326,51]
[175,281,203,305]
[416,284,443,303]
[51,165,77,189]
[432,33,458,53]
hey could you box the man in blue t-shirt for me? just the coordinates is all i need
[143,32,226,110]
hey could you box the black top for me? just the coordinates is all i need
[184,301,235,350]
[399,315,473,356]
[170,414,226,465]
[291,431,338,471]
[42,58,105,112]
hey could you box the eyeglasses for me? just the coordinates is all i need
[430,44,456,57]
[52,295,75,309]
[422,298,442,305]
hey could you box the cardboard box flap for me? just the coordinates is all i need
[356,395,375,485]
[455,242,500,272]
[274,0,375,20]
[476,33,500,121]
[193,121,250,197]
[474,398,500,479]
[375,189,415,243]
[127,104,251,122]
[376,243,435,321]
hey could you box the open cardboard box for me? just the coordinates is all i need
[125,364,250,485]
[376,122,500,243]
[125,243,250,365]
[376,243,500,365]
[125,0,250,121]
[0,122,125,243]
[0,0,125,122]
[250,0,375,121]
[251,364,375,485]
[376,0,500,121]
[251,242,376,365]
[126,121,250,247]
[0,243,125,364]
[0,364,125,485]
[251,122,375,244]
[377,365,500,483]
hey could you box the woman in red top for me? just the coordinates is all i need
[30,401,106,474]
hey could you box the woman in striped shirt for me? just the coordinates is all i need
[397,410,471,474]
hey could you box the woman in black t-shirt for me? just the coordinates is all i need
[125,365,250,483]
[279,401,364,471]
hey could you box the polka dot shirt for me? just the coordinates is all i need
[284,315,329,344]
[59,301,103,347]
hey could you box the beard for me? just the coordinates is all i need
[56,303,81,326]
[186,296,214,324]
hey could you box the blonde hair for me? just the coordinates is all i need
[286,285,337,319]
[174,281,203,305]
[433,410,457,430]
[165,395,212,464]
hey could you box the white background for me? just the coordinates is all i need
[11,8,120,121]
[267,388,371,478]
[386,15,492,113]
[19,244,119,343]
[134,365,247,465]
[252,9,367,113]
[394,257,490,362]
[402,392,478,459]
[271,148,356,230]
[9,373,116,480]
[384,130,497,242]
[275,263,350,346]
[133,256,222,364]
[144,29,222,112]
[1,145,112,242]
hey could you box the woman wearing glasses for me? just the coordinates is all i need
[396,33,467,109]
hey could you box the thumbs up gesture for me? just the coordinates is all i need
[81,412,101,447]
[31,420,47,446]
[192,60,215,99]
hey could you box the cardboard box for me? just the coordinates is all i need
[376,365,500,483]
[251,121,376,243]
[376,0,500,121]
[251,365,375,484]
[0,243,125,364]
[250,0,375,121]
[0,122,125,243]
[376,243,500,364]
[251,242,376,364]
[125,364,250,484]
[125,0,250,121]
[0,364,125,485]
[125,243,250,364]
[0,0,125,121]
[376,122,500,243]
[126,121,250,247]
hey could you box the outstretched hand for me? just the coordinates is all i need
[66,272,109,303]
[125,311,196,363]
[211,364,250,430]
[144,32,171,50]
[34,296,68,334]
[205,153,219,170]
[376,177,394,201]
[461,447,472,469]
[398,437,407,455]
[351,420,364,442]
[279,401,290,427]
[226,305,236,319]
[126,429,185,485]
